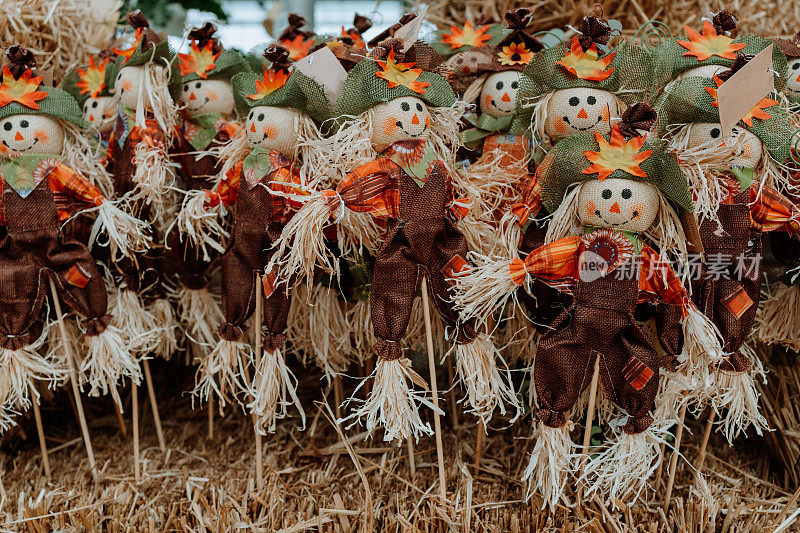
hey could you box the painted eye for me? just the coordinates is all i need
[496,81,504,90]
[91,101,98,108]
[195,82,202,89]
[401,101,410,112]
[511,81,519,89]
[2,122,11,131]
[602,189,612,199]
[19,120,29,128]
[249,111,254,120]
[793,63,800,70]
[587,95,597,105]
[621,188,632,199]
[569,96,580,106]
[710,127,721,138]
[184,84,189,92]
[416,102,423,111]
[257,113,264,121]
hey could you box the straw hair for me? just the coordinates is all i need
[336,209,385,259]
[193,338,252,411]
[174,284,225,355]
[0,326,64,414]
[89,199,153,262]
[61,120,114,197]
[713,347,769,444]
[80,323,143,410]
[110,286,160,355]
[756,282,800,351]
[345,300,376,365]
[149,297,179,360]
[285,284,313,367]
[308,284,353,382]
[127,140,177,217]
[522,422,575,510]
[248,347,306,435]
[130,59,178,139]
[451,251,524,326]
[169,189,230,261]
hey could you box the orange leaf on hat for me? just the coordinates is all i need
[113,27,144,65]
[583,124,652,180]
[705,75,777,127]
[0,66,47,109]
[246,69,291,100]
[282,34,315,61]
[677,20,746,61]
[374,48,430,94]
[441,21,492,50]
[556,37,615,81]
[76,56,109,98]
[178,41,220,79]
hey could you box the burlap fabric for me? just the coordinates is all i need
[61,53,121,108]
[536,260,658,434]
[180,23,249,84]
[0,179,110,349]
[429,21,508,60]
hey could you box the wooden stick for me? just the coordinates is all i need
[474,420,485,472]
[30,386,51,481]
[132,381,141,483]
[695,409,716,473]
[333,375,343,420]
[113,399,127,438]
[579,356,602,488]
[47,277,97,482]
[142,359,165,453]
[663,404,687,513]
[421,277,447,501]
[254,274,264,490]
[406,438,416,475]
[208,393,214,440]
[446,357,459,429]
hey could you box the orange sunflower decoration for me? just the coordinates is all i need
[583,124,652,180]
[556,37,615,81]
[677,20,746,61]
[0,66,47,109]
[178,40,221,79]
[76,56,109,98]
[498,42,532,66]
[247,69,291,100]
[441,21,492,50]
[281,34,314,61]
[374,49,430,94]
[705,75,777,127]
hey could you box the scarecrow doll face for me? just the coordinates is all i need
[371,96,431,151]
[577,177,660,233]
[544,88,619,140]
[785,59,800,97]
[83,96,116,133]
[245,105,300,154]
[0,114,64,155]
[180,79,234,117]
[479,71,521,117]
[683,122,764,169]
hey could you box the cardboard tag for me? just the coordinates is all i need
[717,45,774,142]
[394,6,428,52]
[292,47,347,104]
[681,212,705,260]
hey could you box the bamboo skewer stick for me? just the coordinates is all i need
[30,386,51,481]
[132,380,141,483]
[113,400,127,438]
[142,359,166,453]
[421,277,447,501]
[579,355,601,495]
[254,274,264,490]
[474,420,485,472]
[407,438,416,475]
[696,409,716,473]
[208,392,214,440]
[47,277,97,482]
[663,404,688,512]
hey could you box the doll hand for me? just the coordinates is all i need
[322,189,344,220]
[510,203,530,226]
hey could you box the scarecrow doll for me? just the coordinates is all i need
[168,23,247,354]
[176,45,332,433]
[0,46,148,416]
[453,108,723,507]
[276,37,519,437]
[657,61,800,441]
[773,31,800,108]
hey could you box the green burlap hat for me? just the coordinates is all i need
[335,38,455,117]
[510,16,654,135]
[178,23,249,84]
[428,18,509,61]
[231,45,332,124]
[654,59,794,165]
[114,10,182,101]
[435,8,543,95]
[61,51,121,108]
[651,11,786,89]
[0,46,85,127]
[539,103,693,214]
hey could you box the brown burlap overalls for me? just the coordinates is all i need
[216,178,290,351]
[536,262,660,434]
[370,161,476,360]
[0,179,111,350]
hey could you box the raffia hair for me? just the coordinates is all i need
[60,120,114,197]
[129,57,177,141]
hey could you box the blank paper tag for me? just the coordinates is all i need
[394,6,428,52]
[681,212,705,259]
[717,45,774,142]
[292,47,347,104]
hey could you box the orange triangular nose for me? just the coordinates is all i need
[609,201,621,214]
[189,92,197,101]
[88,114,95,122]
[14,132,23,141]
[250,123,256,133]
[411,113,420,125]
[577,108,588,119]
[501,92,511,102]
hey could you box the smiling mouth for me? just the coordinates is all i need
[564,115,603,131]
[397,122,428,137]
[2,138,38,152]
[594,209,639,227]
[490,99,513,111]
[187,97,210,110]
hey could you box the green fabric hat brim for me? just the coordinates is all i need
[182,49,251,83]
[335,57,456,118]
[429,23,509,60]
[0,85,87,127]
[231,69,332,124]
[509,42,653,135]
[540,131,693,215]
[651,34,787,89]
[655,75,794,164]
